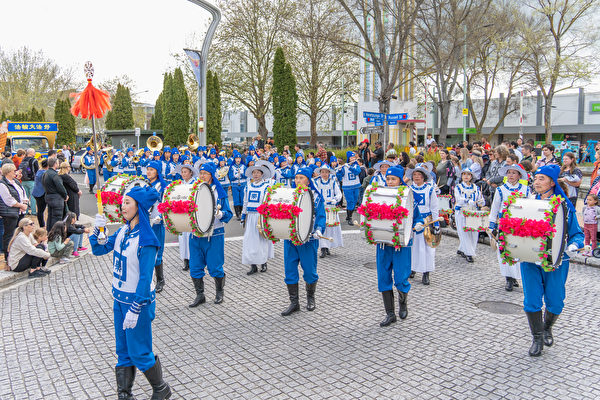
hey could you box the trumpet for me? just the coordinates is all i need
[132,155,140,163]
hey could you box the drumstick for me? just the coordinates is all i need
[485,228,498,242]
[318,235,334,242]
[413,217,444,231]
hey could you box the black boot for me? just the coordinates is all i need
[325,248,331,255]
[214,274,225,304]
[189,278,205,307]
[512,277,519,288]
[465,256,474,263]
[526,311,544,357]
[89,184,94,194]
[155,263,165,293]
[281,283,300,316]
[347,210,354,226]
[260,263,267,272]
[397,291,408,320]
[182,259,189,271]
[422,272,430,285]
[505,277,514,292]
[306,282,317,311]
[409,271,415,279]
[380,290,397,327]
[247,264,258,275]
[142,356,172,400]
[543,309,559,347]
[235,206,241,220]
[115,365,136,400]
[319,248,327,258]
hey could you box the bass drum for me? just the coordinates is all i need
[161,180,216,236]
[258,186,314,244]
[500,197,567,267]
[359,185,414,246]
[101,174,149,222]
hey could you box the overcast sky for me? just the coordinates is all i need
[2,0,210,104]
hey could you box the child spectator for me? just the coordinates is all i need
[7,218,50,278]
[583,194,600,256]
[64,212,90,257]
[47,221,74,263]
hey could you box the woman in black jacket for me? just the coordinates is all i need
[58,162,82,218]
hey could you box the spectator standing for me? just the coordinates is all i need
[0,163,28,259]
[521,144,534,164]
[371,142,384,165]
[558,152,582,206]
[459,147,472,169]
[32,159,48,228]
[62,145,71,164]
[7,219,50,278]
[293,144,304,158]
[12,149,25,169]
[358,139,371,167]
[43,158,68,231]
[425,133,435,146]
[58,162,82,218]
[436,149,454,195]
[1,152,14,166]
[481,137,491,150]
[18,148,38,215]
[535,144,559,168]
[316,143,328,162]
[485,145,508,187]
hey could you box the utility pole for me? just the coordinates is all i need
[341,77,345,148]
[462,24,468,142]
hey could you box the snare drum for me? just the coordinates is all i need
[462,209,489,232]
[101,174,149,223]
[499,197,567,268]
[160,180,216,236]
[325,207,340,227]
[258,185,314,244]
[438,195,453,214]
[358,185,414,247]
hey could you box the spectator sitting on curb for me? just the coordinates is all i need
[65,211,89,257]
[7,218,51,278]
[47,221,74,263]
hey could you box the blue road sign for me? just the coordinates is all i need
[386,113,408,121]
[363,111,385,120]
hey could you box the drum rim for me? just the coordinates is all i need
[194,181,216,234]
[294,188,314,244]
[547,199,568,267]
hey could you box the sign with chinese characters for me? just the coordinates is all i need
[7,122,58,132]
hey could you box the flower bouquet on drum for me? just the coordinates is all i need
[158,180,216,237]
[100,174,150,223]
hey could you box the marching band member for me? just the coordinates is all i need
[241,163,274,275]
[274,156,294,187]
[83,147,98,193]
[90,186,172,400]
[376,166,424,327]
[280,167,326,316]
[146,161,167,293]
[313,164,343,258]
[409,163,440,285]
[488,164,531,291]
[188,163,233,307]
[337,151,362,226]
[520,164,584,357]
[371,160,394,186]
[162,147,173,178]
[166,149,181,182]
[101,152,113,182]
[112,152,124,176]
[122,148,137,176]
[246,146,259,165]
[454,167,485,263]
[292,152,306,175]
[138,148,151,178]
[229,151,247,220]
[207,148,219,166]
[178,164,197,272]
[216,156,231,194]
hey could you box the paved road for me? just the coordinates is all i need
[1,233,599,399]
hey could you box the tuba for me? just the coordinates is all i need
[216,166,230,180]
[187,134,199,151]
[147,135,163,152]
[423,215,442,248]
[103,149,114,171]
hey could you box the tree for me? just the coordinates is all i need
[163,68,190,146]
[288,0,358,147]
[105,84,134,130]
[0,46,75,117]
[151,86,165,130]
[336,0,425,145]
[212,0,294,140]
[272,48,298,149]
[520,0,597,143]
[0,111,6,122]
[54,98,76,145]
[206,70,223,146]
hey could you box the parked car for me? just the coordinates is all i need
[70,150,86,173]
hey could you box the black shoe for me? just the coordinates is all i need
[28,270,46,278]
[247,264,258,275]
[155,263,165,293]
[409,271,415,279]
[397,291,408,320]
[319,248,327,258]
[39,268,51,275]
[182,259,189,271]
[465,256,474,263]
[347,210,354,225]
[526,311,544,357]
[422,272,430,285]
[281,283,300,316]
[115,365,136,400]
[325,248,331,255]
[505,277,514,292]
[380,290,397,327]
[214,274,225,304]
[512,278,519,288]
[189,278,205,307]
[306,282,317,311]
[543,309,559,347]
[142,356,172,400]
[457,250,465,258]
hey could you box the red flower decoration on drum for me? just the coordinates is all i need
[257,203,302,219]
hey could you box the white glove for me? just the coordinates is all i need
[312,230,323,240]
[95,213,107,229]
[468,200,475,207]
[122,310,139,330]
[216,210,223,220]
[151,216,162,225]
[583,245,592,252]
[566,244,579,254]
[414,223,424,233]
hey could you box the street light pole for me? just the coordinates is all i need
[341,77,345,149]
[463,24,467,142]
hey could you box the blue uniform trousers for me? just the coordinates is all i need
[151,223,165,266]
[188,233,225,279]
[343,187,359,211]
[102,169,112,182]
[376,244,412,293]
[231,184,245,206]
[86,169,97,185]
[113,300,156,372]
[521,259,569,315]
[283,239,319,285]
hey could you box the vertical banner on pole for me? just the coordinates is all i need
[184,49,203,88]
[519,90,524,140]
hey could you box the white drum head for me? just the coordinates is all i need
[194,182,215,234]
[402,189,414,246]
[551,201,567,266]
[123,178,149,195]
[295,189,314,243]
